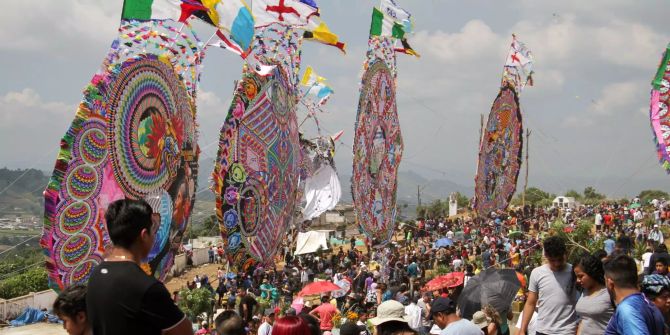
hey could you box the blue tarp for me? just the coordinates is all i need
[10,307,46,327]
[329,237,364,246]
[434,238,453,248]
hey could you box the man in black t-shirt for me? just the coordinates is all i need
[237,288,258,324]
[86,199,192,335]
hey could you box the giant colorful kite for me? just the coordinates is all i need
[649,43,670,173]
[352,2,417,246]
[212,25,304,271]
[41,15,204,291]
[473,35,534,217]
[212,0,346,270]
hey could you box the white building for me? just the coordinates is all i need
[552,196,577,209]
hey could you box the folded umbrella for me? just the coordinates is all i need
[298,281,343,296]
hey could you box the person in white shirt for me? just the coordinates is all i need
[404,296,423,332]
[452,257,463,271]
[257,311,274,335]
[594,212,603,231]
[642,247,654,274]
[446,230,454,240]
[649,225,665,245]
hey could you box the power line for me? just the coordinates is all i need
[0,235,40,258]
[0,149,57,197]
[0,262,42,281]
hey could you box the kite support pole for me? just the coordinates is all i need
[522,129,531,207]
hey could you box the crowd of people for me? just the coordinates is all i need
[48,196,670,335]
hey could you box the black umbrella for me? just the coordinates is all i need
[457,268,521,319]
[457,275,481,320]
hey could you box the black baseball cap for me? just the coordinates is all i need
[340,322,365,335]
[430,297,456,318]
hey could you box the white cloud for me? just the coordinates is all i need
[590,81,639,115]
[0,0,117,52]
[0,89,75,167]
[595,23,667,68]
[0,89,72,123]
[413,20,504,64]
[562,115,594,128]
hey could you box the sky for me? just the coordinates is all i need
[1,0,669,199]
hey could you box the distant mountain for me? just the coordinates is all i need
[0,168,49,216]
[337,169,473,206]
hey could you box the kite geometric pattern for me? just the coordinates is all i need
[42,20,201,291]
[213,64,300,272]
[473,85,523,217]
[352,59,403,245]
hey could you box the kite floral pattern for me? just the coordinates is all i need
[473,85,523,217]
[42,20,202,291]
[352,41,403,245]
[650,44,670,173]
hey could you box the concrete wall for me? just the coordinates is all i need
[0,289,58,320]
[172,253,187,276]
[191,248,209,266]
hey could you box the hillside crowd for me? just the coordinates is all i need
[47,197,670,335]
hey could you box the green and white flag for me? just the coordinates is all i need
[121,0,183,21]
[370,7,405,39]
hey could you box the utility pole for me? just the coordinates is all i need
[522,129,531,207]
[417,185,421,208]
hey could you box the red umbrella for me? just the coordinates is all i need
[298,281,343,296]
[422,272,465,292]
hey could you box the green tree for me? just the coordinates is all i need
[583,186,605,200]
[550,219,598,265]
[0,267,49,299]
[522,187,553,205]
[565,189,582,200]
[426,199,445,219]
[638,190,669,203]
[454,192,470,208]
[178,288,215,323]
[415,205,427,218]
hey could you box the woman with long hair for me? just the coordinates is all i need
[574,253,614,335]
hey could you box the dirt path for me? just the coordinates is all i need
[0,323,66,335]
[164,262,225,293]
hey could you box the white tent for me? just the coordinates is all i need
[294,231,330,255]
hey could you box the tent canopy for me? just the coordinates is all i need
[295,231,330,255]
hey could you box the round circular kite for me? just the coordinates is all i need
[42,49,199,290]
[213,64,300,271]
[650,46,670,173]
[352,59,403,245]
[473,85,523,217]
